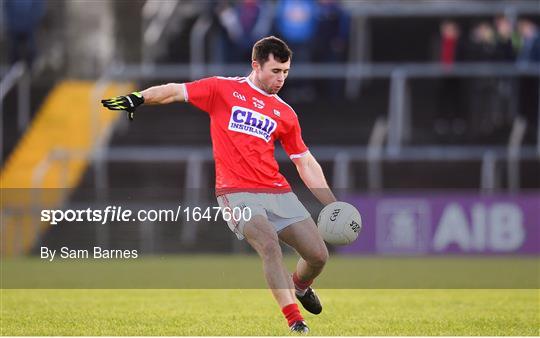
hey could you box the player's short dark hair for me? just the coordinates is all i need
[252,36,292,66]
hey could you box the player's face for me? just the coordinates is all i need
[252,54,290,94]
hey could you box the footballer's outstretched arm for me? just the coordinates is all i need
[292,152,337,206]
[140,83,186,104]
[101,83,187,120]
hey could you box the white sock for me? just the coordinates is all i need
[295,285,308,297]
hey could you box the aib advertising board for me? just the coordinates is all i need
[340,193,540,255]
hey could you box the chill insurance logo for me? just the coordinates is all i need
[228,106,277,142]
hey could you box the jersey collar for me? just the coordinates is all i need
[246,76,274,97]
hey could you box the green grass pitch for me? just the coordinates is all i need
[1,255,539,335]
[2,289,538,335]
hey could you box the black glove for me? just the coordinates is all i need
[101,92,144,121]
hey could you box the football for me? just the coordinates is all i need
[317,201,362,245]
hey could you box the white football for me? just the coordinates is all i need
[317,201,362,245]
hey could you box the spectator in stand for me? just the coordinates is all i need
[434,20,466,138]
[204,1,231,64]
[494,15,517,61]
[274,0,318,63]
[516,18,540,128]
[439,20,463,66]
[493,15,518,126]
[463,22,500,135]
[465,21,497,61]
[273,0,319,101]
[219,0,274,63]
[311,0,350,99]
[516,18,540,63]
[3,0,45,66]
[312,0,349,63]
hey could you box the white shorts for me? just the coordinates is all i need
[216,192,311,240]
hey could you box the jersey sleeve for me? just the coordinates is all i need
[184,77,219,114]
[280,116,309,159]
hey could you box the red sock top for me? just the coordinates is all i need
[281,303,304,326]
[293,272,313,291]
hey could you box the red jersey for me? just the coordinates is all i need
[183,76,309,195]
